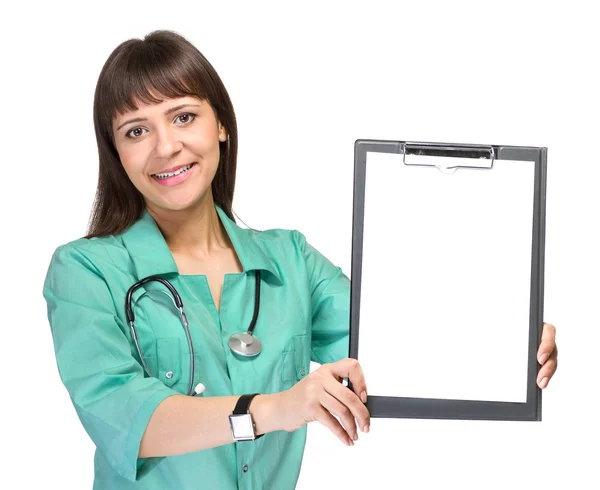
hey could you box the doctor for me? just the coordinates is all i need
[42,30,558,489]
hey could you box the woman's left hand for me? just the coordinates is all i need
[536,322,558,389]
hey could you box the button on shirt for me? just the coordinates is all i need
[42,204,351,489]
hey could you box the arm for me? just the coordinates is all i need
[144,230,361,452]
[294,230,351,365]
[42,244,284,480]
[138,392,281,457]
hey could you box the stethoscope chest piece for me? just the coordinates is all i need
[228,332,262,357]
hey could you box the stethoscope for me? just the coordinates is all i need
[125,271,262,396]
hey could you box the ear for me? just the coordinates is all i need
[218,123,227,142]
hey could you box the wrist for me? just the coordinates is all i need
[252,393,282,435]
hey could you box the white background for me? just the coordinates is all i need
[2,1,598,488]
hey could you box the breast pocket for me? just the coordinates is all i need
[281,334,310,391]
[132,289,193,394]
[155,337,184,388]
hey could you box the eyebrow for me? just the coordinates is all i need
[116,103,202,131]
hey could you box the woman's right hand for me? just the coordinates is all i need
[274,358,370,446]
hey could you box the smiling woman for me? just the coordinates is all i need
[41,29,373,490]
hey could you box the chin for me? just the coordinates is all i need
[147,193,209,214]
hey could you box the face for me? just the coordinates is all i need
[111,95,227,213]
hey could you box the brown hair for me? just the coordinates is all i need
[85,30,238,238]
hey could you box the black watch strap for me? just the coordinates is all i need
[233,393,264,439]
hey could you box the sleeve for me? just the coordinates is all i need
[42,244,179,483]
[294,230,351,365]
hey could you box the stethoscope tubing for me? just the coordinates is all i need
[247,270,260,336]
[125,271,261,396]
[126,276,196,396]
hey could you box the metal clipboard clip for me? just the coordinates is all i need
[401,142,495,174]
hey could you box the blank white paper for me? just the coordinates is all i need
[358,151,535,403]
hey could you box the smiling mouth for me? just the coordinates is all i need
[152,163,196,180]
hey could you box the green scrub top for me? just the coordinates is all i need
[42,204,350,489]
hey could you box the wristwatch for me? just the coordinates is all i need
[229,393,264,441]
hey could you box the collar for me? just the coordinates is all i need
[120,204,283,285]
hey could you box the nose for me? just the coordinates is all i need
[153,124,183,159]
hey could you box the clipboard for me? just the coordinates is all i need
[348,140,547,421]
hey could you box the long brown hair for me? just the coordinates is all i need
[85,30,238,238]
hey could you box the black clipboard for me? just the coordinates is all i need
[348,140,547,421]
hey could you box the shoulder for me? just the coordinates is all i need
[44,233,129,278]
[234,226,316,284]
[243,225,310,253]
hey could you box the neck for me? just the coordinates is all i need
[146,195,229,256]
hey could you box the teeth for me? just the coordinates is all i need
[154,163,193,179]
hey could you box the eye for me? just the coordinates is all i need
[175,112,197,125]
[125,127,147,139]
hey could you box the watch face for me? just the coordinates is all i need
[229,414,255,440]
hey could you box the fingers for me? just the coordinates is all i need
[536,323,558,389]
[322,369,370,433]
[314,405,355,446]
[537,346,558,389]
[306,357,371,446]
[328,358,369,405]
[320,390,358,442]
[537,323,557,365]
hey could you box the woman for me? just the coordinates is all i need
[42,30,558,489]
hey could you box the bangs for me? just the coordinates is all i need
[100,39,208,124]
